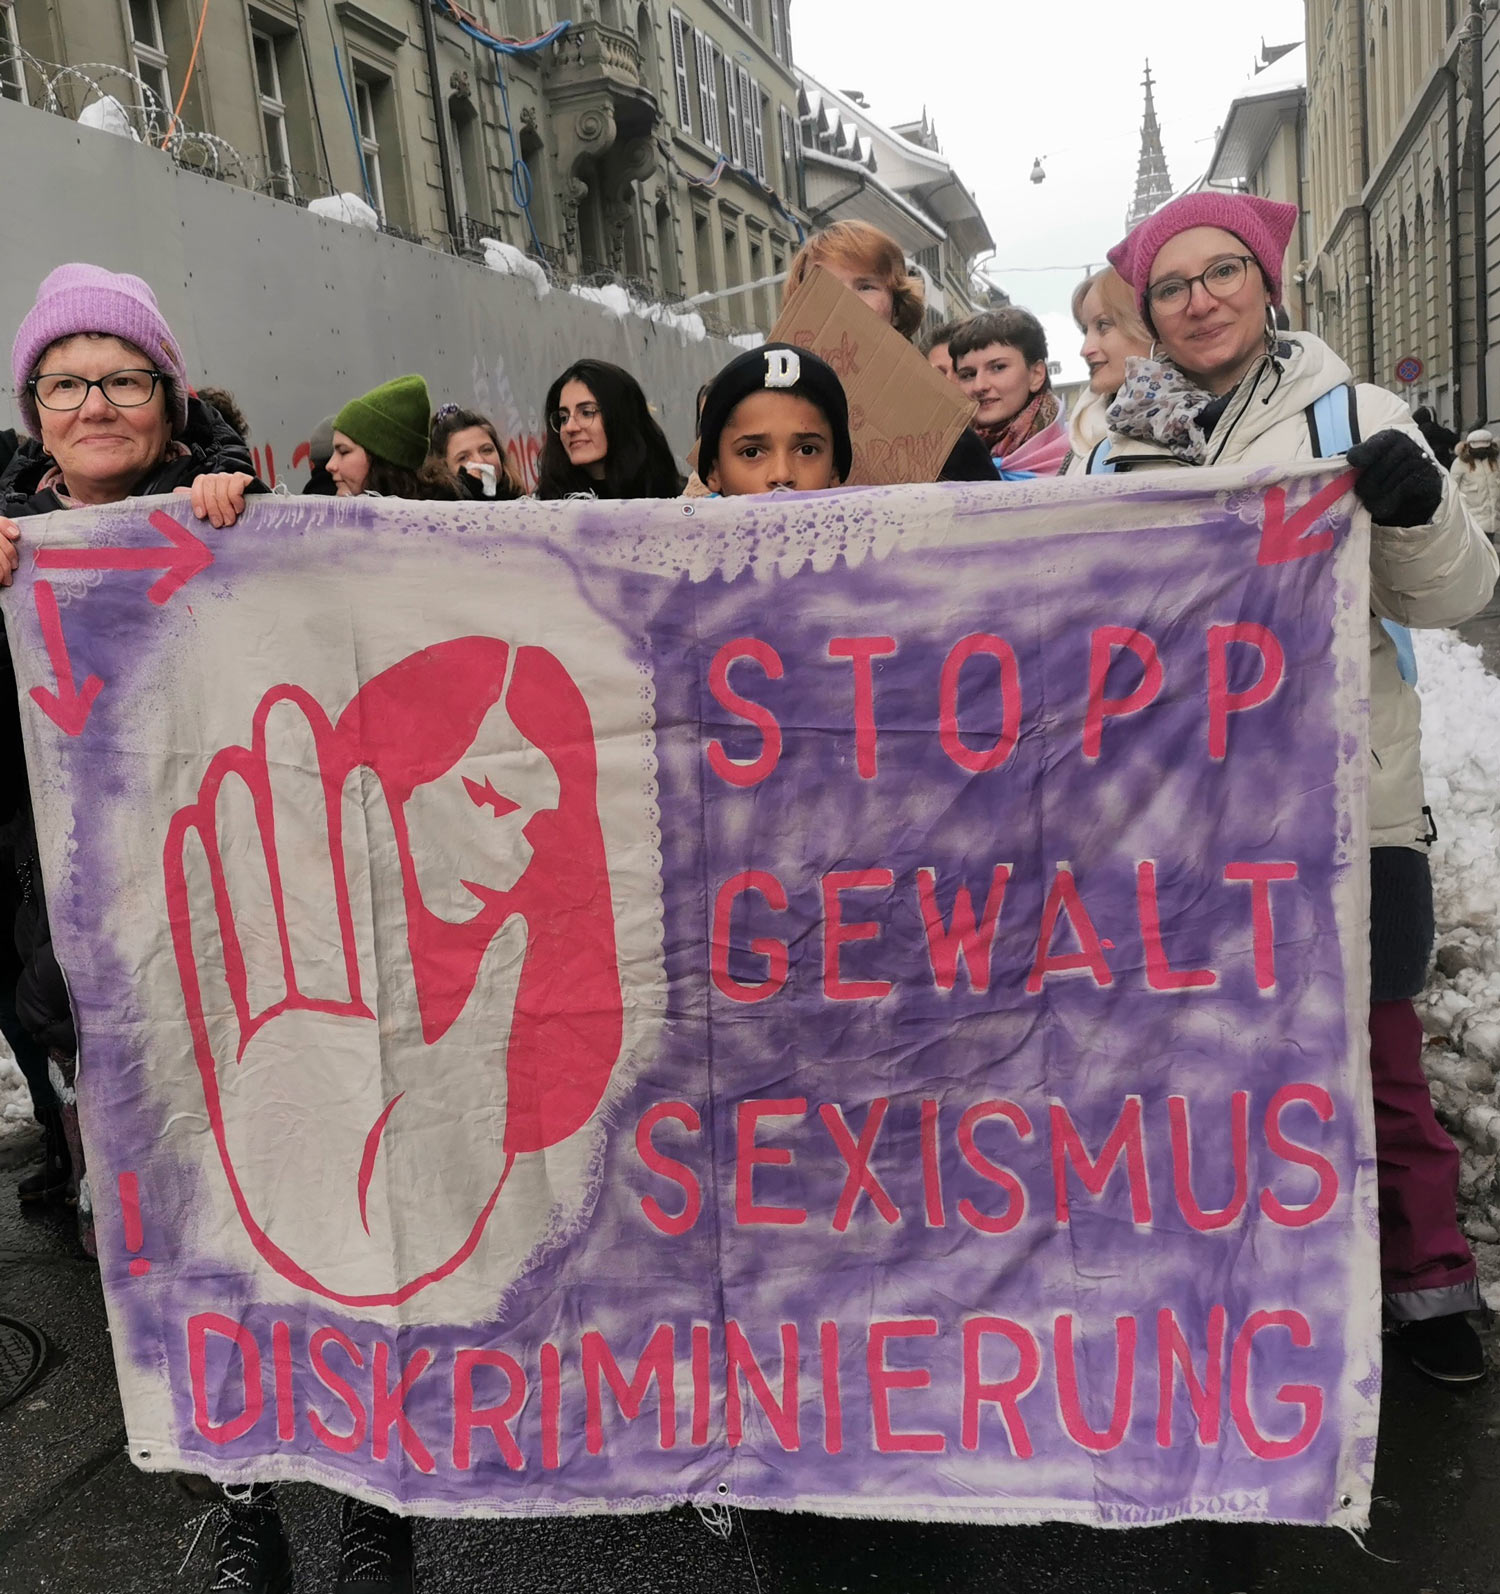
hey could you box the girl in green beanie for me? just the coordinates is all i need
[329,373,463,500]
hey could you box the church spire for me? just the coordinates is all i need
[1126,61,1174,230]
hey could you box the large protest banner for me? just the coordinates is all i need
[3,468,1377,1529]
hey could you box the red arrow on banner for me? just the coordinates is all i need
[34,508,213,605]
[1257,469,1358,566]
[29,581,103,737]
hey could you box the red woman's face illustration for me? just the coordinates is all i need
[402,690,562,921]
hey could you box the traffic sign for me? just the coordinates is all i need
[1395,355,1423,385]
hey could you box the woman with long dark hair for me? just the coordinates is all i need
[535,359,682,500]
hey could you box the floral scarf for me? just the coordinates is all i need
[975,388,1061,460]
[1104,355,1220,464]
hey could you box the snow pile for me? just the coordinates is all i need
[567,281,633,319]
[561,282,710,343]
[1412,629,1500,1290]
[308,193,380,230]
[633,299,708,343]
[480,238,551,298]
[0,1044,38,1149]
[78,96,138,141]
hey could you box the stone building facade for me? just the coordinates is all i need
[0,0,805,333]
[1302,0,1487,425]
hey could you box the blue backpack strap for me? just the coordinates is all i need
[1309,385,1416,683]
[1306,384,1360,457]
[1086,438,1118,475]
[1381,618,1419,685]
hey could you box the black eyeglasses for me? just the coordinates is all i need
[1145,257,1258,317]
[28,369,166,412]
[548,401,602,433]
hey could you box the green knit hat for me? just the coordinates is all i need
[334,374,431,472]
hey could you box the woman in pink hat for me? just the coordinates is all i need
[1097,191,1499,1387]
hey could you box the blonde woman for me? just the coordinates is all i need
[1065,266,1152,473]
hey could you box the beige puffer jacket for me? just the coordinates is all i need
[1096,332,1499,850]
[1450,453,1500,540]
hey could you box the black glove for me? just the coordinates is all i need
[1345,428,1444,527]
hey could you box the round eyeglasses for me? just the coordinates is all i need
[548,401,602,433]
[1145,256,1258,317]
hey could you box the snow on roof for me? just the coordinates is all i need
[1232,42,1306,104]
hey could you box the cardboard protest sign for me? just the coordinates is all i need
[5,467,1377,1528]
[766,266,976,484]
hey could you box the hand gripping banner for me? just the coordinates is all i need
[3,467,1378,1529]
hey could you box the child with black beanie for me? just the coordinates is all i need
[697,343,853,497]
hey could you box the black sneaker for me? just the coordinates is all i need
[1396,1312,1487,1387]
[335,1498,414,1593]
[202,1490,294,1592]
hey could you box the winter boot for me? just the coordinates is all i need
[16,1107,69,1205]
[202,1485,294,1593]
[335,1498,414,1593]
[1394,1312,1487,1387]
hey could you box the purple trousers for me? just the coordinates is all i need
[1371,998,1479,1319]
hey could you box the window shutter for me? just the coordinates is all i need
[705,44,722,148]
[669,12,693,133]
[779,103,801,201]
[770,0,785,61]
[751,83,768,181]
[723,55,743,164]
[694,31,713,141]
[738,67,758,178]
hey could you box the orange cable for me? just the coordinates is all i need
[160,0,211,148]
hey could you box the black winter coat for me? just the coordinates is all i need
[1,398,265,1054]
[939,428,1001,482]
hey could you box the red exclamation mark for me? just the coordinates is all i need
[119,1172,150,1276]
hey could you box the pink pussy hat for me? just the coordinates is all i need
[1107,192,1300,320]
[12,263,190,438]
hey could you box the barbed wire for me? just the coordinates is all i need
[0,41,765,338]
[1,43,335,198]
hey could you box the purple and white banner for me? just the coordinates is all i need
[4,467,1377,1528]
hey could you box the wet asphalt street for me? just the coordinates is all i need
[5,1138,1500,1594]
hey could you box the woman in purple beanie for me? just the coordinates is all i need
[1092,191,1500,1387]
[0,268,393,1594]
[0,263,260,522]
[0,263,267,1224]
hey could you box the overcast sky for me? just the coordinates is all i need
[791,0,1307,380]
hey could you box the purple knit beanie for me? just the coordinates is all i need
[1107,193,1299,319]
[11,264,190,438]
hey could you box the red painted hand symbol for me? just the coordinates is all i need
[164,638,624,1308]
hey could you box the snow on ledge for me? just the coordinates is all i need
[480,238,551,297]
[561,280,710,344]
[308,193,380,230]
[78,96,139,141]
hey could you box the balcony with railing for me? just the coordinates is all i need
[544,21,657,142]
